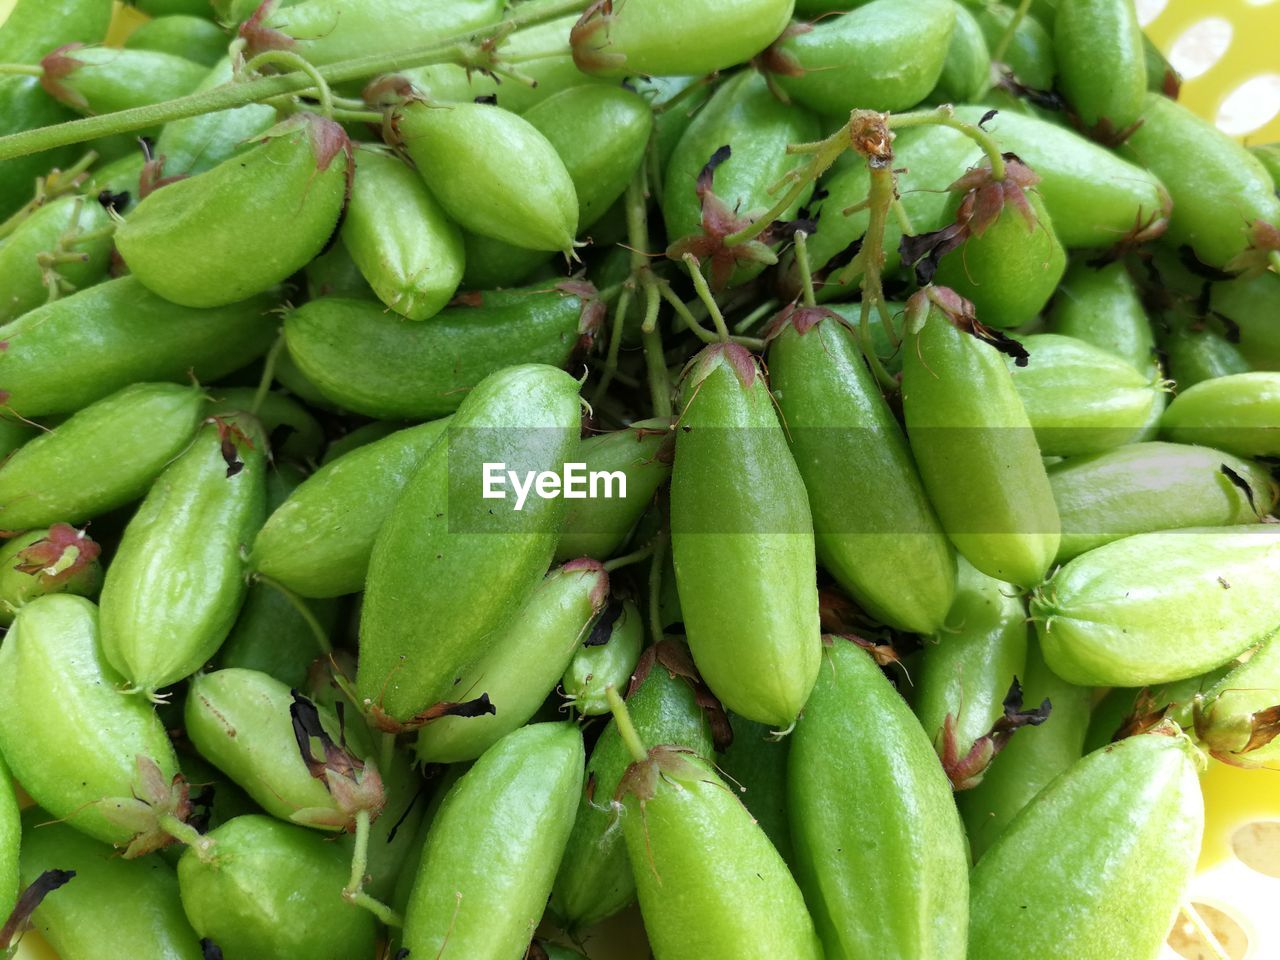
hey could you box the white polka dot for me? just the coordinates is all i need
[1168,18,1234,80]
[1217,74,1280,135]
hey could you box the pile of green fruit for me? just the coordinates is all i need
[1,0,1278,958]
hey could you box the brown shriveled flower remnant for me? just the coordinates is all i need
[288,692,386,831]
[937,679,1052,791]
[906,285,1030,367]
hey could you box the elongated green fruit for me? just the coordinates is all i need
[124,14,230,67]
[154,57,277,176]
[251,419,449,598]
[1033,525,1280,686]
[39,45,208,116]
[561,599,645,716]
[790,637,969,959]
[1195,636,1280,766]
[0,0,112,62]
[671,343,821,729]
[415,559,609,762]
[718,713,793,866]
[0,596,180,848]
[1045,260,1158,377]
[969,734,1202,960]
[1161,371,1280,457]
[901,289,1060,588]
[958,638,1092,859]
[357,365,581,724]
[1048,441,1277,561]
[0,757,17,927]
[0,383,203,530]
[769,309,956,634]
[1053,0,1147,129]
[99,415,267,694]
[402,723,583,958]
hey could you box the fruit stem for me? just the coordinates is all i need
[607,685,649,765]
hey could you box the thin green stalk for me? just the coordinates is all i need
[682,254,731,341]
[642,317,673,418]
[0,64,42,77]
[890,106,1007,180]
[245,49,334,118]
[606,686,649,764]
[603,539,658,573]
[159,814,216,863]
[793,231,817,308]
[733,297,779,335]
[590,286,632,404]
[251,335,286,419]
[0,0,592,161]
[255,574,333,656]
[0,150,97,239]
[343,808,404,927]
[646,528,669,647]
[991,0,1034,64]
[657,281,718,344]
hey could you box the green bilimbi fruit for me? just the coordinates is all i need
[562,599,645,716]
[341,146,464,321]
[38,45,208,116]
[1033,525,1280,686]
[550,642,716,931]
[241,0,504,66]
[928,1,991,103]
[769,307,957,635]
[99,415,267,695]
[357,365,581,725]
[1208,271,1280,371]
[930,159,1067,330]
[1161,372,1280,457]
[958,637,1092,859]
[0,382,204,530]
[0,78,78,222]
[402,723,584,958]
[790,638,969,959]
[393,99,577,254]
[178,815,377,960]
[671,343,822,730]
[1009,334,1163,457]
[1048,442,1277,561]
[204,388,324,465]
[0,524,102,626]
[154,58,277,176]
[283,283,600,420]
[554,418,674,562]
[772,0,956,114]
[251,419,449,598]
[0,0,112,62]
[969,733,1203,960]
[1053,0,1147,129]
[1160,316,1251,390]
[570,0,794,78]
[0,276,276,419]
[1194,636,1280,767]
[974,3,1056,90]
[901,287,1061,589]
[123,14,229,66]
[0,596,184,851]
[415,559,609,763]
[0,757,17,926]
[215,582,337,690]
[914,558,1029,790]
[718,714,793,865]
[117,113,351,308]
[1046,260,1158,377]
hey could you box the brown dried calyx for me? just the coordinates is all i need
[630,639,733,753]
[238,1,294,59]
[936,679,1051,791]
[13,523,99,587]
[557,280,608,357]
[366,692,496,735]
[569,0,627,74]
[1222,220,1280,278]
[905,285,1030,367]
[288,692,386,831]
[38,44,89,112]
[99,755,204,858]
[0,869,75,951]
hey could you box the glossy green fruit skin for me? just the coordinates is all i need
[0,596,180,847]
[131,0,217,16]
[99,416,267,693]
[929,1,991,102]
[0,382,203,530]
[415,560,609,762]
[1208,271,1280,371]
[117,113,349,307]
[284,285,594,420]
[934,187,1067,329]
[0,757,17,924]
[341,146,464,321]
[915,558,1027,762]
[550,654,714,931]
[624,752,823,960]
[0,78,78,221]
[0,276,276,419]
[561,599,645,716]
[958,637,1091,859]
[403,723,584,958]
[969,735,1202,960]
[204,388,323,466]
[1160,317,1251,390]
[1046,260,1157,376]
[251,419,448,598]
[791,639,969,960]
[124,14,229,66]
[1048,441,1277,561]
[952,106,1166,250]
[554,418,674,562]
[178,815,377,960]
[1121,94,1280,268]
[302,237,374,300]
[0,526,103,625]
[718,714,793,865]
[571,0,794,78]
[975,3,1056,89]
[40,46,207,115]
[1034,525,1280,686]
[671,345,821,728]
[1161,372,1280,457]
[154,58,277,176]
[0,193,117,324]
[395,99,577,253]
[1010,333,1161,456]
[902,300,1061,588]
[663,72,819,286]
[1053,0,1146,128]
[0,0,111,61]
[18,813,203,960]
[770,314,956,634]
[357,365,581,723]
[0,416,36,460]
[214,582,336,688]
[254,0,504,66]
[185,668,358,828]
[776,0,955,113]
[1196,635,1280,765]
